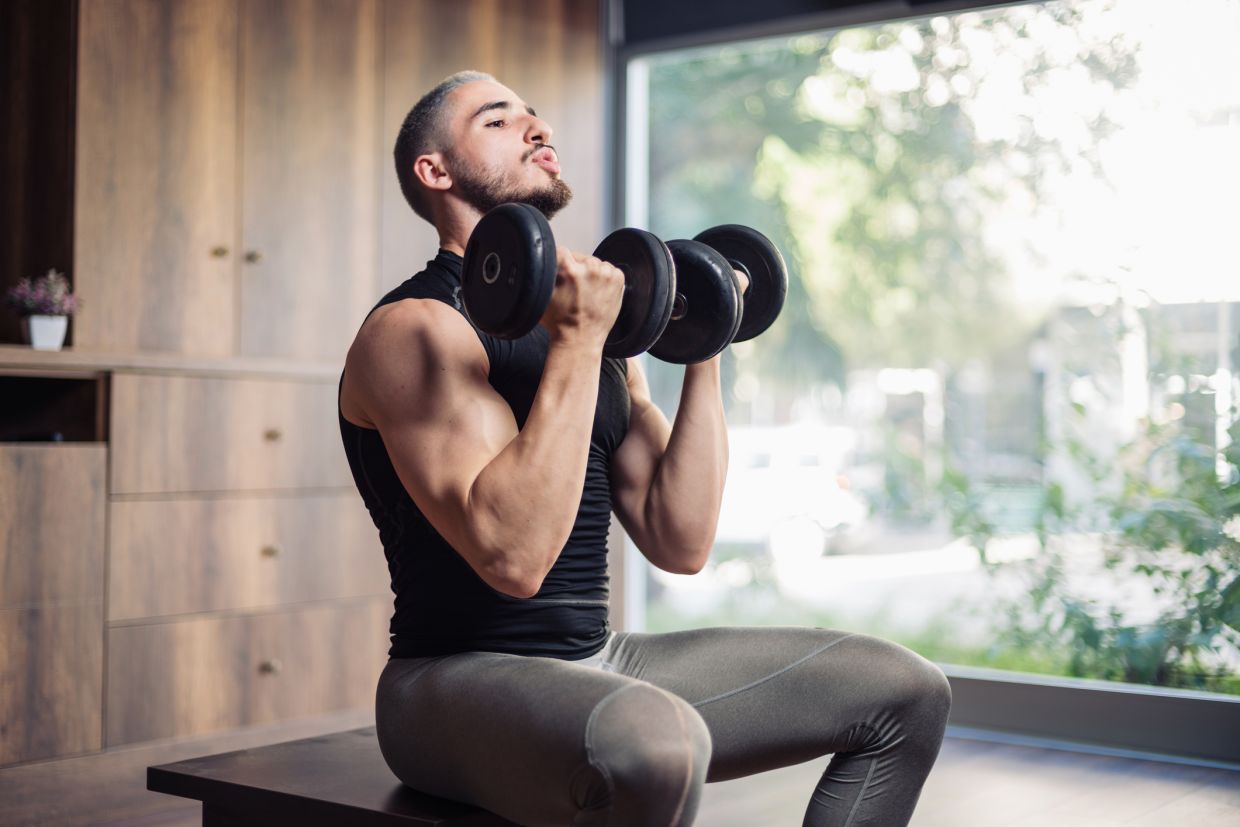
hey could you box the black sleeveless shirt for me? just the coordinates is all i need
[339,250,631,661]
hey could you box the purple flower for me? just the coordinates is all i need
[5,269,79,316]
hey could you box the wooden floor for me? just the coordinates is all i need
[0,710,376,827]
[4,727,1237,826]
[698,735,1240,826]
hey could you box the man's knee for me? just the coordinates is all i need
[582,683,711,825]
[863,634,953,730]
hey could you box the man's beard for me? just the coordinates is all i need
[449,151,573,219]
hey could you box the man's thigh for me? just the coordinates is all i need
[607,626,919,781]
[374,649,672,824]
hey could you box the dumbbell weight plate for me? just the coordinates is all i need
[595,228,676,359]
[461,203,557,339]
[693,225,788,342]
[649,240,741,364]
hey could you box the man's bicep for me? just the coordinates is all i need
[357,303,519,541]
[610,357,671,546]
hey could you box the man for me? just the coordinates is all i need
[339,70,951,827]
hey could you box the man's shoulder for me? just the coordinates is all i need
[342,296,489,427]
[351,297,475,367]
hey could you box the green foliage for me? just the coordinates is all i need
[945,412,1240,693]
[646,579,1089,678]
[645,1,1139,383]
[942,466,998,563]
[870,423,938,525]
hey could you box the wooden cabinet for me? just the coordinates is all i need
[74,0,382,361]
[101,366,389,745]
[105,599,388,745]
[0,444,107,767]
[0,360,391,763]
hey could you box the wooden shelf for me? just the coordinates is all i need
[0,344,343,381]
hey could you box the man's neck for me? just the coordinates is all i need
[434,201,482,257]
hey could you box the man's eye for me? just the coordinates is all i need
[486,119,505,128]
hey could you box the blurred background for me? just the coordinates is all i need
[625,0,1240,699]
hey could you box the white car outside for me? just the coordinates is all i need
[716,424,868,555]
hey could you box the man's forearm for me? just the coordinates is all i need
[645,356,729,569]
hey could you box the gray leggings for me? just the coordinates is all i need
[375,626,952,826]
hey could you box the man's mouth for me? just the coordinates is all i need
[529,146,561,175]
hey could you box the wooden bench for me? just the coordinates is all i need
[148,726,517,826]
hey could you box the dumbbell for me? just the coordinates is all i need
[461,202,675,359]
[462,202,788,363]
[649,226,789,364]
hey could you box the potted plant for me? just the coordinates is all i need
[5,269,79,351]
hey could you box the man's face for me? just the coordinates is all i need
[441,80,572,219]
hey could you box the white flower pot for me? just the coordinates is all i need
[24,314,69,351]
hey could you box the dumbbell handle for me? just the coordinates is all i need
[726,259,752,297]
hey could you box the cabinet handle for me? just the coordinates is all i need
[244,250,263,264]
[210,245,230,258]
[263,427,282,442]
[258,658,283,675]
[260,544,280,558]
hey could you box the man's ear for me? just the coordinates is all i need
[413,152,451,191]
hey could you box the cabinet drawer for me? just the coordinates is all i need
[109,373,352,494]
[108,492,388,621]
[105,599,388,746]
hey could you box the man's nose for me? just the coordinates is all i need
[527,115,553,145]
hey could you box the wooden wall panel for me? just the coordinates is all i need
[237,0,383,362]
[380,0,604,291]
[108,493,387,621]
[74,0,239,356]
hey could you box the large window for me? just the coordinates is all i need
[625,0,1240,697]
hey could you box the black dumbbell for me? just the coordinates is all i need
[461,203,675,359]
[649,225,789,364]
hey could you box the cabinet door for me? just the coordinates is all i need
[238,0,382,361]
[0,444,106,766]
[75,0,239,356]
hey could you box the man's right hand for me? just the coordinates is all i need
[539,247,626,347]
